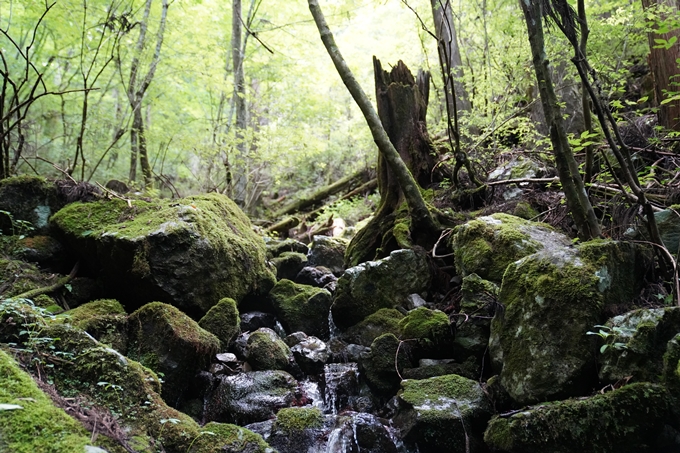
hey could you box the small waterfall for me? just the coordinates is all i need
[323,363,359,414]
[328,311,340,340]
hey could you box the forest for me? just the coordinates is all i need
[3,0,680,452]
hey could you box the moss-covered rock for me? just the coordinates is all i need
[127,302,220,406]
[361,333,414,397]
[0,175,66,235]
[266,238,309,258]
[188,422,274,453]
[274,407,324,433]
[198,297,240,349]
[450,213,570,282]
[342,308,404,347]
[399,307,454,359]
[484,383,673,453]
[453,274,498,361]
[61,299,128,353]
[490,248,602,405]
[269,279,332,340]
[650,205,680,256]
[15,235,71,271]
[402,356,480,380]
[50,193,276,316]
[395,374,491,453]
[307,235,348,276]
[0,258,61,300]
[246,328,293,371]
[270,251,307,281]
[0,348,95,453]
[332,249,432,330]
[598,307,680,383]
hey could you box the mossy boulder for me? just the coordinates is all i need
[484,383,674,453]
[61,299,128,353]
[188,422,275,453]
[246,328,293,371]
[0,175,65,235]
[395,374,492,453]
[450,213,571,282]
[489,248,602,405]
[270,251,308,281]
[274,407,324,433]
[361,333,414,397]
[399,307,454,359]
[332,249,432,330]
[402,356,480,380]
[127,302,220,406]
[266,238,309,258]
[342,308,404,347]
[15,235,71,271]
[307,235,348,276]
[598,307,680,383]
[269,279,332,340]
[0,348,96,453]
[203,370,298,425]
[198,297,240,349]
[453,274,498,361]
[267,407,325,453]
[663,333,680,400]
[50,193,276,316]
[0,258,60,300]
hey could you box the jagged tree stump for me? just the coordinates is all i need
[346,58,436,266]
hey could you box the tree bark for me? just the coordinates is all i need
[520,0,601,240]
[641,0,680,131]
[231,0,248,203]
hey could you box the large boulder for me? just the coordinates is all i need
[484,383,674,453]
[0,176,66,235]
[50,193,276,316]
[127,302,220,407]
[394,374,492,453]
[269,279,332,340]
[331,249,432,330]
[399,307,454,359]
[246,328,294,372]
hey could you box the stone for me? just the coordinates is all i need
[332,249,432,330]
[61,299,128,353]
[323,363,360,414]
[484,383,673,453]
[342,308,404,347]
[294,266,337,289]
[452,274,498,361]
[239,311,277,332]
[198,297,240,349]
[0,176,66,235]
[269,279,332,341]
[270,251,307,281]
[50,193,276,316]
[291,336,329,375]
[15,235,71,272]
[361,333,414,397]
[399,307,454,360]
[306,235,348,276]
[246,327,293,372]
[190,422,276,453]
[402,356,480,381]
[266,238,309,258]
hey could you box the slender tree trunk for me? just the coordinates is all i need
[578,0,595,183]
[231,0,247,203]
[641,0,680,131]
[520,0,600,239]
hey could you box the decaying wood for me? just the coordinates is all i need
[266,216,300,234]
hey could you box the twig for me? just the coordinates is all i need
[96,182,132,207]
[432,228,454,258]
[486,177,560,187]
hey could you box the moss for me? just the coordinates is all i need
[0,348,92,453]
[246,329,291,371]
[274,407,323,433]
[484,383,672,453]
[399,307,450,342]
[188,422,274,453]
[0,258,55,299]
[343,308,404,346]
[62,299,126,325]
[59,300,129,353]
[198,297,240,349]
[512,202,539,220]
[270,279,332,340]
[362,333,412,396]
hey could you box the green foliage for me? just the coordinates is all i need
[587,324,634,354]
[315,194,379,226]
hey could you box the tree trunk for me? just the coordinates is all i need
[520,0,601,240]
[231,0,247,204]
[641,0,680,131]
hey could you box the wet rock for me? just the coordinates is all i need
[266,238,309,258]
[484,383,673,453]
[0,176,66,235]
[307,235,348,276]
[295,265,338,289]
[50,193,276,316]
[271,251,308,281]
[269,279,333,341]
[598,307,680,383]
[266,407,325,452]
[284,331,308,347]
[361,333,415,397]
[332,249,432,330]
[327,339,370,363]
[240,311,278,332]
[323,363,360,414]
[291,336,329,375]
[203,370,298,425]
[198,297,241,349]
[246,327,293,372]
[450,213,571,282]
[127,302,220,407]
[395,374,491,453]
[342,308,404,347]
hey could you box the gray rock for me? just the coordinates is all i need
[307,235,348,276]
[294,266,337,289]
[291,336,329,375]
[0,176,67,235]
[266,238,309,258]
[271,251,308,281]
[270,279,333,341]
[240,311,278,333]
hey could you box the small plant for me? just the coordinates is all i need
[586,325,634,354]
[185,430,216,453]
[157,417,181,443]
[97,381,125,416]
[655,292,674,306]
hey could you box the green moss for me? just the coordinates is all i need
[246,330,291,371]
[512,202,539,220]
[484,383,672,453]
[59,301,129,353]
[343,308,404,346]
[274,407,323,433]
[62,299,126,325]
[188,422,274,453]
[399,307,450,342]
[362,333,412,396]
[270,279,332,340]
[0,348,92,453]
[0,258,54,299]
[198,297,240,349]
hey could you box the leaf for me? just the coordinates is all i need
[600,344,609,354]
[0,404,23,411]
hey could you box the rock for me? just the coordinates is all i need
[598,307,680,383]
[269,279,332,341]
[291,336,329,375]
[284,331,308,347]
[294,265,337,289]
[306,235,348,276]
[649,206,680,256]
[0,176,66,235]
[266,238,309,258]
[127,302,220,407]
[361,333,414,397]
[327,339,370,363]
[198,297,241,349]
[332,249,432,330]
[394,374,492,453]
[0,258,60,300]
[484,383,673,453]
[450,213,571,282]
[323,363,360,414]
[453,274,498,361]
[15,235,71,272]
[203,370,298,425]
[216,352,239,364]
[402,356,480,380]
[399,307,454,360]
[240,311,277,332]
[489,247,602,406]
[188,422,275,453]
[267,407,325,452]
[61,299,128,353]
[405,293,428,310]
[50,193,276,316]
[246,327,293,372]
[342,308,404,347]
[332,413,400,453]
[270,251,308,281]
[488,155,545,181]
